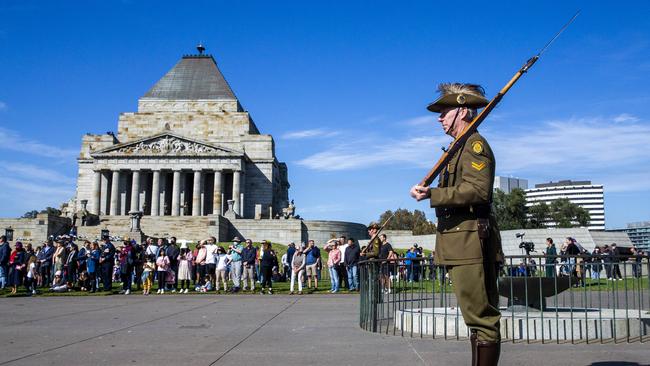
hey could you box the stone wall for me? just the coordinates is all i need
[301,220,368,246]
[0,214,70,244]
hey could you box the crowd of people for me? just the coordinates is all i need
[0,233,366,296]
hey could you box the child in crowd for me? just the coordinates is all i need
[78,271,90,292]
[142,255,156,295]
[215,247,230,292]
[177,244,193,294]
[198,274,213,292]
[156,251,170,294]
[25,255,38,295]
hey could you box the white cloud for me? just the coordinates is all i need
[296,135,448,171]
[296,113,650,193]
[401,115,436,126]
[612,113,639,123]
[0,165,75,216]
[281,128,340,140]
[0,127,78,159]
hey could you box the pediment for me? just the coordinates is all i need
[92,133,243,158]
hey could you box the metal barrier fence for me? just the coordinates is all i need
[359,255,650,343]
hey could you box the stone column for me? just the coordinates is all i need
[130,170,140,212]
[109,170,120,216]
[240,171,245,217]
[192,170,202,216]
[151,170,160,216]
[92,170,101,215]
[171,170,181,216]
[100,172,109,215]
[232,170,241,215]
[213,170,222,215]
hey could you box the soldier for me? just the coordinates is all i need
[410,83,503,366]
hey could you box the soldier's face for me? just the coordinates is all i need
[438,107,468,137]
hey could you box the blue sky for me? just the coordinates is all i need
[0,1,649,229]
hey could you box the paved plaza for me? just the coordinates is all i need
[0,295,648,366]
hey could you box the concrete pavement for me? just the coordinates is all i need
[0,294,648,366]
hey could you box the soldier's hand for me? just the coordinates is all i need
[409,185,430,201]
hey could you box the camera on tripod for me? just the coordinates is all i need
[515,232,535,255]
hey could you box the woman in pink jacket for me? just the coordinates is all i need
[325,239,342,293]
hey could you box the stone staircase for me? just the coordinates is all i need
[76,215,220,242]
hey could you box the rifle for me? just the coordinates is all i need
[418,11,580,187]
[361,211,396,256]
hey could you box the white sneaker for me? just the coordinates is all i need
[172,289,176,293]
[160,289,165,294]
[184,289,188,294]
[156,289,161,294]
[124,289,130,295]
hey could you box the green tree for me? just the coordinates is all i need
[21,210,39,219]
[527,202,549,229]
[39,207,62,216]
[376,208,437,235]
[492,188,528,230]
[549,198,590,228]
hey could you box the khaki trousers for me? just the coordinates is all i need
[448,262,501,342]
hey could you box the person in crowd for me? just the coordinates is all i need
[118,240,134,295]
[199,274,213,292]
[191,241,200,287]
[99,237,115,292]
[0,235,10,290]
[229,237,244,293]
[86,241,100,293]
[8,241,27,295]
[325,239,342,293]
[405,246,418,283]
[290,247,306,295]
[544,238,557,278]
[304,240,320,290]
[241,239,257,291]
[378,234,394,292]
[49,270,69,292]
[166,237,180,292]
[177,243,193,294]
[609,243,623,280]
[336,236,349,290]
[630,247,643,278]
[344,238,360,291]
[77,241,89,275]
[37,240,54,287]
[195,240,207,287]
[78,270,90,291]
[281,251,289,278]
[131,240,144,291]
[142,255,156,295]
[156,250,170,294]
[24,250,38,295]
[53,239,66,275]
[145,237,159,258]
[64,242,79,285]
[591,247,603,280]
[286,242,296,278]
[258,241,277,294]
[215,246,230,292]
[204,238,218,287]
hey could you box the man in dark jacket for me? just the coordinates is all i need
[166,237,180,292]
[0,235,9,289]
[99,238,116,291]
[344,238,360,291]
[37,240,54,287]
[241,240,257,291]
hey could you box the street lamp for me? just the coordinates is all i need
[5,227,14,242]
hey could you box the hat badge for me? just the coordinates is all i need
[456,94,466,105]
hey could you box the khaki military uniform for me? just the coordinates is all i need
[430,131,503,342]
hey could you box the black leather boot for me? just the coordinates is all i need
[476,340,500,366]
[470,331,478,366]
